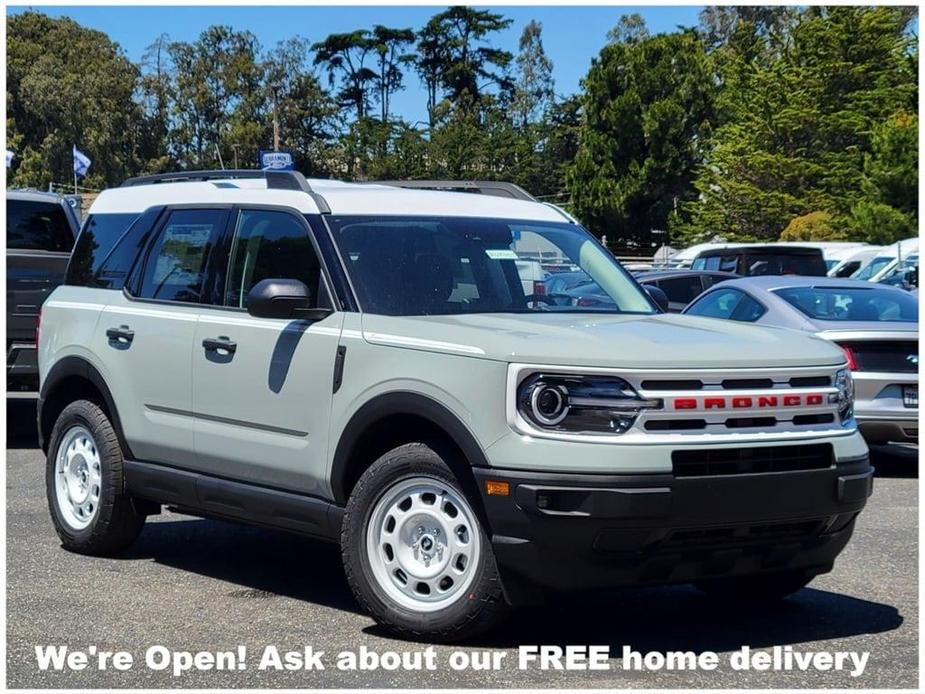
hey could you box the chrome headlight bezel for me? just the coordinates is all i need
[833,367,855,423]
[516,372,662,435]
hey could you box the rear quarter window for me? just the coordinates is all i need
[65,213,143,289]
[6,198,75,252]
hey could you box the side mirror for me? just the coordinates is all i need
[644,284,670,313]
[246,278,332,321]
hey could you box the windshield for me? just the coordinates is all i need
[326,216,655,316]
[773,285,917,322]
[852,256,893,280]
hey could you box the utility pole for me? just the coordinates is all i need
[271,84,281,152]
[231,144,241,169]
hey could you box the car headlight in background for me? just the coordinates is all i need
[517,374,662,434]
[831,368,855,423]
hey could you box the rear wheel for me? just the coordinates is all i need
[46,400,146,555]
[341,443,507,641]
[695,570,815,603]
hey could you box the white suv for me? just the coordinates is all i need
[38,171,872,641]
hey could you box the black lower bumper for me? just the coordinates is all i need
[473,455,873,603]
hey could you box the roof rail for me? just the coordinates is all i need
[369,180,537,202]
[119,169,330,214]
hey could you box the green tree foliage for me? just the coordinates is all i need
[568,28,717,248]
[312,30,377,121]
[7,11,143,187]
[7,6,918,252]
[679,6,917,244]
[168,26,266,168]
[512,20,554,127]
[606,13,649,46]
[264,38,342,176]
[370,26,416,122]
[780,211,846,241]
[414,8,514,114]
[846,200,915,245]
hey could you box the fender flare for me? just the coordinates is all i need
[330,391,491,504]
[38,356,131,457]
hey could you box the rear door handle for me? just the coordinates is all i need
[202,336,237,354]
[106,325,134,344]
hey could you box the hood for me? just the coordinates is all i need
[360,312,847,370]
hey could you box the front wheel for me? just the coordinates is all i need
[341,443,507,641]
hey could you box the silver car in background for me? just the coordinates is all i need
[683,276,918,445]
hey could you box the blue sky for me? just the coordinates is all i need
[8,5,704,122]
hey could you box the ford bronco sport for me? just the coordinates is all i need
[38,171,872,641]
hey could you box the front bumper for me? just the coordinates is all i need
[474,452,872,603]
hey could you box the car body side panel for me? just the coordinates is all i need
[324,312,510,497]
[92,291,200,466]
[191,308,345,495]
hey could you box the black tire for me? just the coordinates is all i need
[341,443,508,642]
[45,399,146,555]
[694,570,815,603]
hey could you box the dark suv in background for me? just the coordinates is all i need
[6,190,79,391]
[691,245,828,277]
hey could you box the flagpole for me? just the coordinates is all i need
[74,170,77,195]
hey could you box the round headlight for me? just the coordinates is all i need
[530,382,570,425]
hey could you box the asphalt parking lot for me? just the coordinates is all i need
[5,395,918,689]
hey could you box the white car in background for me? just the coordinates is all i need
[853,237,919,282]
[829,246,884,278]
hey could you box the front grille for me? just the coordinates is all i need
[671,443,833,477]
[721,378,774,389]
[660,519,823,550]
[645,419,706,431]
[641,379,703,391]
[790,376,831,388]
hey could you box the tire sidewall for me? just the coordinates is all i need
[46,401,120,547]
[344,445,500,635]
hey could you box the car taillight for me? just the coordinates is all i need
[839,344,859,371]
[533,281,546,296]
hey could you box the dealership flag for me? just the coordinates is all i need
[72,146,91,178]
[5,150,13,168]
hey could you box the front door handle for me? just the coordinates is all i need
[202,336,237,354]
[106,325,134,344]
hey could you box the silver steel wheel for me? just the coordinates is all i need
[365,476,481,613]
[54,426,102,530]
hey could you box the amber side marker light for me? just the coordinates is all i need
[485,480,510,496]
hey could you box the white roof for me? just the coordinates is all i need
[88,177,567,223]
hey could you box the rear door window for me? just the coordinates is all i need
[137,209,227,304]
[65,213,142,288]
[7,199,75,251]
